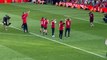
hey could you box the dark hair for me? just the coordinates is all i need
[60,20,62,23]
[89,12,92,14]
[41,17,44,19]
[67,18,70,20]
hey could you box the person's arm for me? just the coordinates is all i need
[27,11,30,14]
[47,19,49,24]
[25,11,30,17]
[64,19,66,23]
[54,19,57,23]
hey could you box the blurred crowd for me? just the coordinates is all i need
[32,0,107,8]
[59,0,107,8]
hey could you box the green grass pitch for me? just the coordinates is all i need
[0,3,107,60]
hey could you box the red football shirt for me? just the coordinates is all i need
[40,18,45,26]
[89,13,94,21]
[59,22,64,30]
[65,20,71,28]
[44,19,48,28]
[51,21,55,28]
[22,13,28,24]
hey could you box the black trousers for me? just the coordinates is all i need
[22,23,28,32]
[52,28,55,36]
[59,30,63,39]
[103,18,107,23]
[65,28,70,37]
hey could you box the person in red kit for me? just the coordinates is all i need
[40,17,45,34]
[65,18,71,37]
[51,19,56,37]
[59,20,65,39]
[89,11,94,27]
[21,11,30,33]
[43,18,49,35]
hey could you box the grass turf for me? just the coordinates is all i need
[0,3,107,60]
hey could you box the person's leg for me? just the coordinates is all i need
[23,24,26,32]
[59,30,61,39]
[43,27,47,35]
[5,22,8,30]
[40,26,43,34]
[45,28,47,35]
[91,22,94,27]
[52,28,54,35]
[23,23,28,33]
[60,30,63,39]
[45,29,47,35]
[68,28,70,37]
[52,28,55,37]
[43,28,45,35]
[103,18,105,23]
[53,28,55,35]
[90,22,94,27]
[105,18,107,23]
[26,24,28,32]
[65,28,67,37]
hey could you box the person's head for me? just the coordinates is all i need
[89,11,92,14]
[23,12,26,14]
[41,17,44,19]
[45,18,47,20]
[67,18,70,21]
[60,20,63,23]
[42,17,44,19]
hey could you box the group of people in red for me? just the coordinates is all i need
[21,11,71,39]
[40,17,49,35]
[21,11,94,40]
[40,17,71,39]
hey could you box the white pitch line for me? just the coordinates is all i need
[0,11,106,58]
[10,25,106,59]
